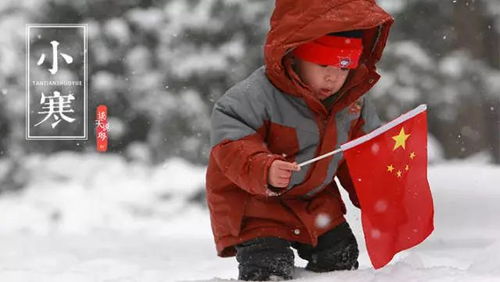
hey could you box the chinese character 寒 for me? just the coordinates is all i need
[34,90,76,128]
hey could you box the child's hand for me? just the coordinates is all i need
[268,160,301,188]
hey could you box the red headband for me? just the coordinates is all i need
[292,35,363,69]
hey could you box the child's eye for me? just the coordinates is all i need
[319,64,348,71]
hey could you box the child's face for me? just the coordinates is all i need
[295,58,349,100]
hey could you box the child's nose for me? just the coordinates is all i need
[325,71,338,82]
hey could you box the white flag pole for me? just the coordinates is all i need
[297,148,342,167]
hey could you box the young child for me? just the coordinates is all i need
[206,0,394,280]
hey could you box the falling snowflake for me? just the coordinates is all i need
[374,200,388,213]
[315,213,331,228]
[371,229,381,239]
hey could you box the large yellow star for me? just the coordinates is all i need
[392,127,411,151]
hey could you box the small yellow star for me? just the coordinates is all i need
[387,164,395,172]
[405,165,409,171]
[392,127,411,151]
[397,170,402,177]
[410,152,416,159]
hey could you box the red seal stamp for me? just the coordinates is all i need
[95,105,108,152]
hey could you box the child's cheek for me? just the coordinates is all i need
[308,71,323,91]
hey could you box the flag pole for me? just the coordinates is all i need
[297,148,342,168]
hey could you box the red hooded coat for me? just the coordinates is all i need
[206,0,393,257]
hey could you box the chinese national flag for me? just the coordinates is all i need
[340,105,434,269]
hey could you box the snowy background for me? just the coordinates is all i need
[0,0,499,281]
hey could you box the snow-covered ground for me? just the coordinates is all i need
[0,153,499,282]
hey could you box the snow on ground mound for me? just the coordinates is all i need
[0,152,205,234]
[0,153,499,281]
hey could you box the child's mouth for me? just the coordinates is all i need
[320,89,333,96]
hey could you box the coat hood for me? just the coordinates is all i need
[264,0,394,117]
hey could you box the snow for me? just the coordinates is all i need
[378,0,406,14]
[103,18,130,45]
[106,117,126,139]
[179,90,208,119]
[439,52,466,79]
[92,71,116,93]
[428,134,444,164]
[314,213,331,229]
[388,41,433,70]
[169,45,230,78]
[163,0,223,33]
[0,153,499,281]
[374,200,388,213]
[0,13,28,77]
[126,46,152,74]
[485,70,500,97]
[485,1,500,31]
[126,8,165,32]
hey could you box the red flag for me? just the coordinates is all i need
[340,105,434,269]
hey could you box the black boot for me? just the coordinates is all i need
[236,237,294,281]
[294,222,359,272]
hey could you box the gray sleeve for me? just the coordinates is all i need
[210,87,269,147]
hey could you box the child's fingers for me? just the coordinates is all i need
[268,160,300,188]
[270,178,288,187]
[278,170,292,178]
[277,176,290,182]
[277,161,301,171]
[275,180,289,187]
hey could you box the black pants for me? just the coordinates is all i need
[235,222,359,281]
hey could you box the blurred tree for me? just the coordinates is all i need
[0,0,498,166]
[452,0,500,163]
[14,0,274,165]
[0,96,9,158]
